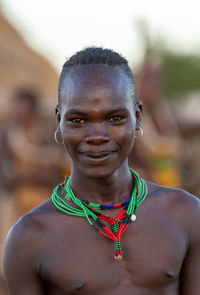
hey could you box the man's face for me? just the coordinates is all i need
[57,65,140,179]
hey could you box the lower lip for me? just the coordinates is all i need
[81,153,114,164]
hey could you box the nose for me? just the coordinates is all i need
[85,123,110,145]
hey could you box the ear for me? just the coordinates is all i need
[134,100,143,129]
[55,104,61,129]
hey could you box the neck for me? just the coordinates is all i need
[69,163,134,204]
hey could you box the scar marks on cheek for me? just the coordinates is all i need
[75,281,85,290]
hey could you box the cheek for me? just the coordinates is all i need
[112,125,135,153]
[123,130,135,154]
[60,127,81,156]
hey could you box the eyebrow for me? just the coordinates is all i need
[63,109,88,117]
[63,107,130,117]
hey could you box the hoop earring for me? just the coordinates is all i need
[54,129,64,144]
[134,126,143,139]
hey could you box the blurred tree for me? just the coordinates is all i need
[161,51,200,99]
[135,19,200,101]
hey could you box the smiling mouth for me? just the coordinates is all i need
[80,151,115,163]
[84,152,112,158]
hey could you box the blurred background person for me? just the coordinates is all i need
[129,49,200,194]
[1,89,67,216]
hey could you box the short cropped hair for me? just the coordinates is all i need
[58,47,137,104]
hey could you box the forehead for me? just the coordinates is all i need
[60,65,134,110]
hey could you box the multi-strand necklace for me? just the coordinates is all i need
[52,168,147,259]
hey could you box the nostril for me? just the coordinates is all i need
[85,133,110,145]
[86,136,109,145]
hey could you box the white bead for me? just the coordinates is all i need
[130,214,136,222]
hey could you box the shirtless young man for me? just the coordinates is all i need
[3,47,200,294]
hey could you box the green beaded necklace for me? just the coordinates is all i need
[52,168,148,259]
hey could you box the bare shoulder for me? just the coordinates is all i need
[3,199,56,274]
[6,199,53,244]
[3,200,57,294]
[146,180,200,209]
[146,181,200,240]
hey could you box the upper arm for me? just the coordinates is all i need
[180,195,200,294]
[3,218,43,295]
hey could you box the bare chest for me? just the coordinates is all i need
[40,208,187,295]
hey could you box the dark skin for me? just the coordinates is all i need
[3,65,200,294]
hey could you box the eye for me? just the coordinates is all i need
[70,118,85,124]
[108,116,125,122]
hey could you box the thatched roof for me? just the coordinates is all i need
[0,11,59,118]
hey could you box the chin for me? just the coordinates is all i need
[79,164,118,180]
[79,159,128,180]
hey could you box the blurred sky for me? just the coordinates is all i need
[1,0,200,71]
